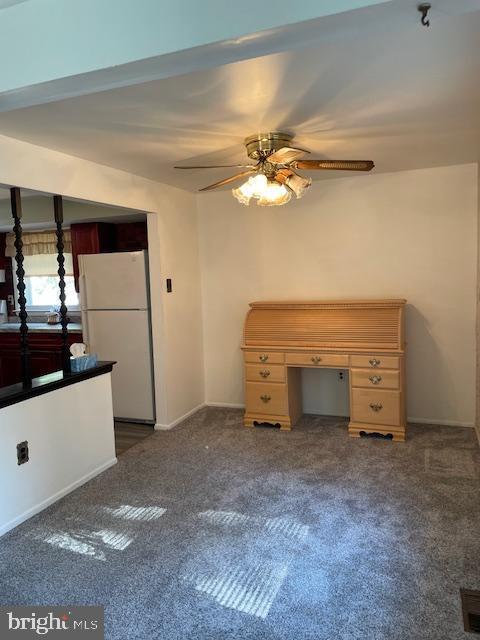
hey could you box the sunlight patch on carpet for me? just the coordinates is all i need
[93,529,133,550]
[187,561,288,619]
[197,510,309,541]
[40,527,134,559]
[106,505,167,522]
[43,531,106,561]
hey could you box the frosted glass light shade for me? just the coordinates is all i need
[232,174,291,206]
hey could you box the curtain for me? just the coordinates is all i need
[5,230,72,257]
[22,253,74,277]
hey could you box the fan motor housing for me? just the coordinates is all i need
[244,132,293,160]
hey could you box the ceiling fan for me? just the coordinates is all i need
[174,132,375,206]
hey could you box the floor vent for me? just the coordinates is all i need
[359,431,393,440]
[461,589,480,633]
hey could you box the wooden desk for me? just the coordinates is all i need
[242,300,406,441]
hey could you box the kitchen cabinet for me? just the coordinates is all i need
[71,223,116,292]
[71,221,148,291]
[115,222,148,252]
[0,332,82,388]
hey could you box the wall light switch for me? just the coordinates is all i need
[166,278,172,293]
[17,441,29,465]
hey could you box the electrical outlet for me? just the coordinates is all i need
[7,294,14,306]
[338,371,344,381]
[17,441,29,465]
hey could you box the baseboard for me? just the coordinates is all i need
[200,404,474,429]
[206,402,245,409]
[407,417,475,428]
[0,457,118,538]
[155,403,206,431]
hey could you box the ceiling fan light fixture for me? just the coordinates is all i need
[285,174,312,199]
[232,173,291,207]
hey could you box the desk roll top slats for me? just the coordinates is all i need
[242,300,406,441]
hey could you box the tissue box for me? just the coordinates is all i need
[70,353,98,372]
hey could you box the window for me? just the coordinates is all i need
[14,253,79,311]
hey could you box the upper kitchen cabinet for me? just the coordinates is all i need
[115,222,148,252]
[71,222,116,292]
[71,221,148,291]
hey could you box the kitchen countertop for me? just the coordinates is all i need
[0,322,83,333]
[0,360,114,410]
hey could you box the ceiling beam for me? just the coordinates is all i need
[0,0,392,112]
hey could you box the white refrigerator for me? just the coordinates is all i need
[79,250,155,423]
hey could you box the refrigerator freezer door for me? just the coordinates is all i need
[85,309,155,422]
[79,251,148,310]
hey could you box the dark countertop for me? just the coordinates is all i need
[0,361,115,410]
[0,322,83,333]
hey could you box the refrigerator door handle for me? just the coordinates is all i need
[79,273,88,312]
[79,273,90,349]
[81,310,90,350]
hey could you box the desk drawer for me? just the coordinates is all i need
[350,355,400,370]
[351,388,401,426]
[245,363,285,383]
[245,382,287,415]
[244,351,284,365]
[351,368,400,390]
[286,353,349,367]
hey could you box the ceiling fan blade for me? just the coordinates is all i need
[174,164,255,170]
[294,159,374,171]
[268,147,309,164]
[199,170,256,192]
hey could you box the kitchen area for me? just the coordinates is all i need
[0,189,156,436]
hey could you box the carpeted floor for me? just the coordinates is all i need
[0,408,479,640]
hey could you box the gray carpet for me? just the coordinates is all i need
[0,408,479,640]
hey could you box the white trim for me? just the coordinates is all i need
[0,457,117,538]
[407,417,474,428]
[206,402,245,409]
[155,403,206,431]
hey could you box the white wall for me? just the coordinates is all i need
[198,163,478,427]
[0,134,204,428]
[1,134,476,429]
[0,373,116,536]
[0,196,141,229]
[148,196,204,428]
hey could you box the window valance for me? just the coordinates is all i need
[5,230,72,257]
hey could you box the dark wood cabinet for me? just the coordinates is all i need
[115,222,148,252]
[71,222,116,292]
[0,349,21,388]
[0,232,15,315]
[0,332,82,388]
[71,220,148,291]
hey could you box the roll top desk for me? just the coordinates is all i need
[242,300,406,441]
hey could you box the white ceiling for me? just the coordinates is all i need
[0,5,479,191]
[0,0,28,9]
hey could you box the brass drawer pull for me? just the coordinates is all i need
[311,356,322,364]
[369,358,381,367]
[259,354,269,363]
[260,394,271,403]
[369,375,382,385]
[369,403,383,412]
[259,370,270,378]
